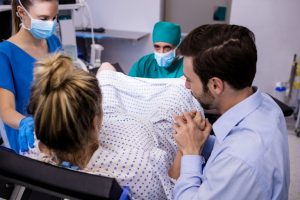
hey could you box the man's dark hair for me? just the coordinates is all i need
[178,24,257,90]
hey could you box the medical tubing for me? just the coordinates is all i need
[82,0,95,45]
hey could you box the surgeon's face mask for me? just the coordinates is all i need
[18,0,57,39]
[154,49,176,68]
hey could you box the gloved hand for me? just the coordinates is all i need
[18,117,35,152]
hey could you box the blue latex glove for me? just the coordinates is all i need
[18,117,35,152]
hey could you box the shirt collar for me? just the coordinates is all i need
[212,87,262,142]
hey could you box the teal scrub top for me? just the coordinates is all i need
[0,35,61,153]
[128,53,183,78]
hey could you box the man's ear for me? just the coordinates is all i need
[208,77,224,95]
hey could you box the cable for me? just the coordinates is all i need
[77,0,103,68]
[79,0,95,45]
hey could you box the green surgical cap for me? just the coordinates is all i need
[152,21,181,46]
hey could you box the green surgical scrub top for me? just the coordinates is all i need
[128,53,183,78]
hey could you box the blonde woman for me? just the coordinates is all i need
[26,53,174,199]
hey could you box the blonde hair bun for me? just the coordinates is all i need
[34,53,74,95]
[27,53,102,154]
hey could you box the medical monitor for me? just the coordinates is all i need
[59,0,76,4]
[0,10,12,41]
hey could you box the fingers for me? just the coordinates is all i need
[182,112,193,123]
[19,129,28,152]
[172,122,180,134]
[18,117,35,152]
[27,117,34,126]
[27,118,35,148]
[173,111,207,132]
[193,111,201,124]
[205,119,212,131]
[27,130,35,148]
[173,112,212,156]
[203,119,212,138]
[193,111,206,130]
[173,115,186,127]
[182,111,206,130]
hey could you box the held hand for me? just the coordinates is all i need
[173,112,211,155]
[18,117,35,152]
[178,111,206,130]
[192,111,206,130]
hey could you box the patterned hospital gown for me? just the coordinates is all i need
[25,71,203,200]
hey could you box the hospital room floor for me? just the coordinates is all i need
[286,116,300,200]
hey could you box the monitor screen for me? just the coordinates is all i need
[0,10,12,41]
[0,0,11,5]
[59,0,76,4]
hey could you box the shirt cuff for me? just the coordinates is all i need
[180,155,205,175]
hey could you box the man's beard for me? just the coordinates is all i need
[191,90,215,110]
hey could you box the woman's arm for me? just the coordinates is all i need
[0,88,24,128]
[168,150,183,180]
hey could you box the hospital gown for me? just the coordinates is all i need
[25,71,203,200]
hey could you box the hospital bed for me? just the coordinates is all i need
[0,146,130,200]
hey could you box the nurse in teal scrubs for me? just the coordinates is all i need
[129,21,183,78]
[0,0,61,153]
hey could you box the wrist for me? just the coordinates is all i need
[182,149,200,155]
[18,117,27,128]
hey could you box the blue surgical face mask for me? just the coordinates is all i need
[18,0,57,39]
[154,49,176,68]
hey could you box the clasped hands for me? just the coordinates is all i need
[173,111,211,155]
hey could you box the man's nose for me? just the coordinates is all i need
[157,48,164,53]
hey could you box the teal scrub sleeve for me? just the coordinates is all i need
[0,52,15,94]
[128,62,141,77]
[128,55,150,77]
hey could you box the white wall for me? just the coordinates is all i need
[230,0,300,95]
[81,0,162,32]
[75,0,300,80]
[165,0,232,33]
[74,0,163,72]
[96,36,153,74]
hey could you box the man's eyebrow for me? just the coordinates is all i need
[163,45,172,49]
[153,44,173,48]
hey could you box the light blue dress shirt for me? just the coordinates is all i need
[174,88,290,200]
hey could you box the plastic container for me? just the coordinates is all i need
[90,44,104,69]
[274,82,287,103]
